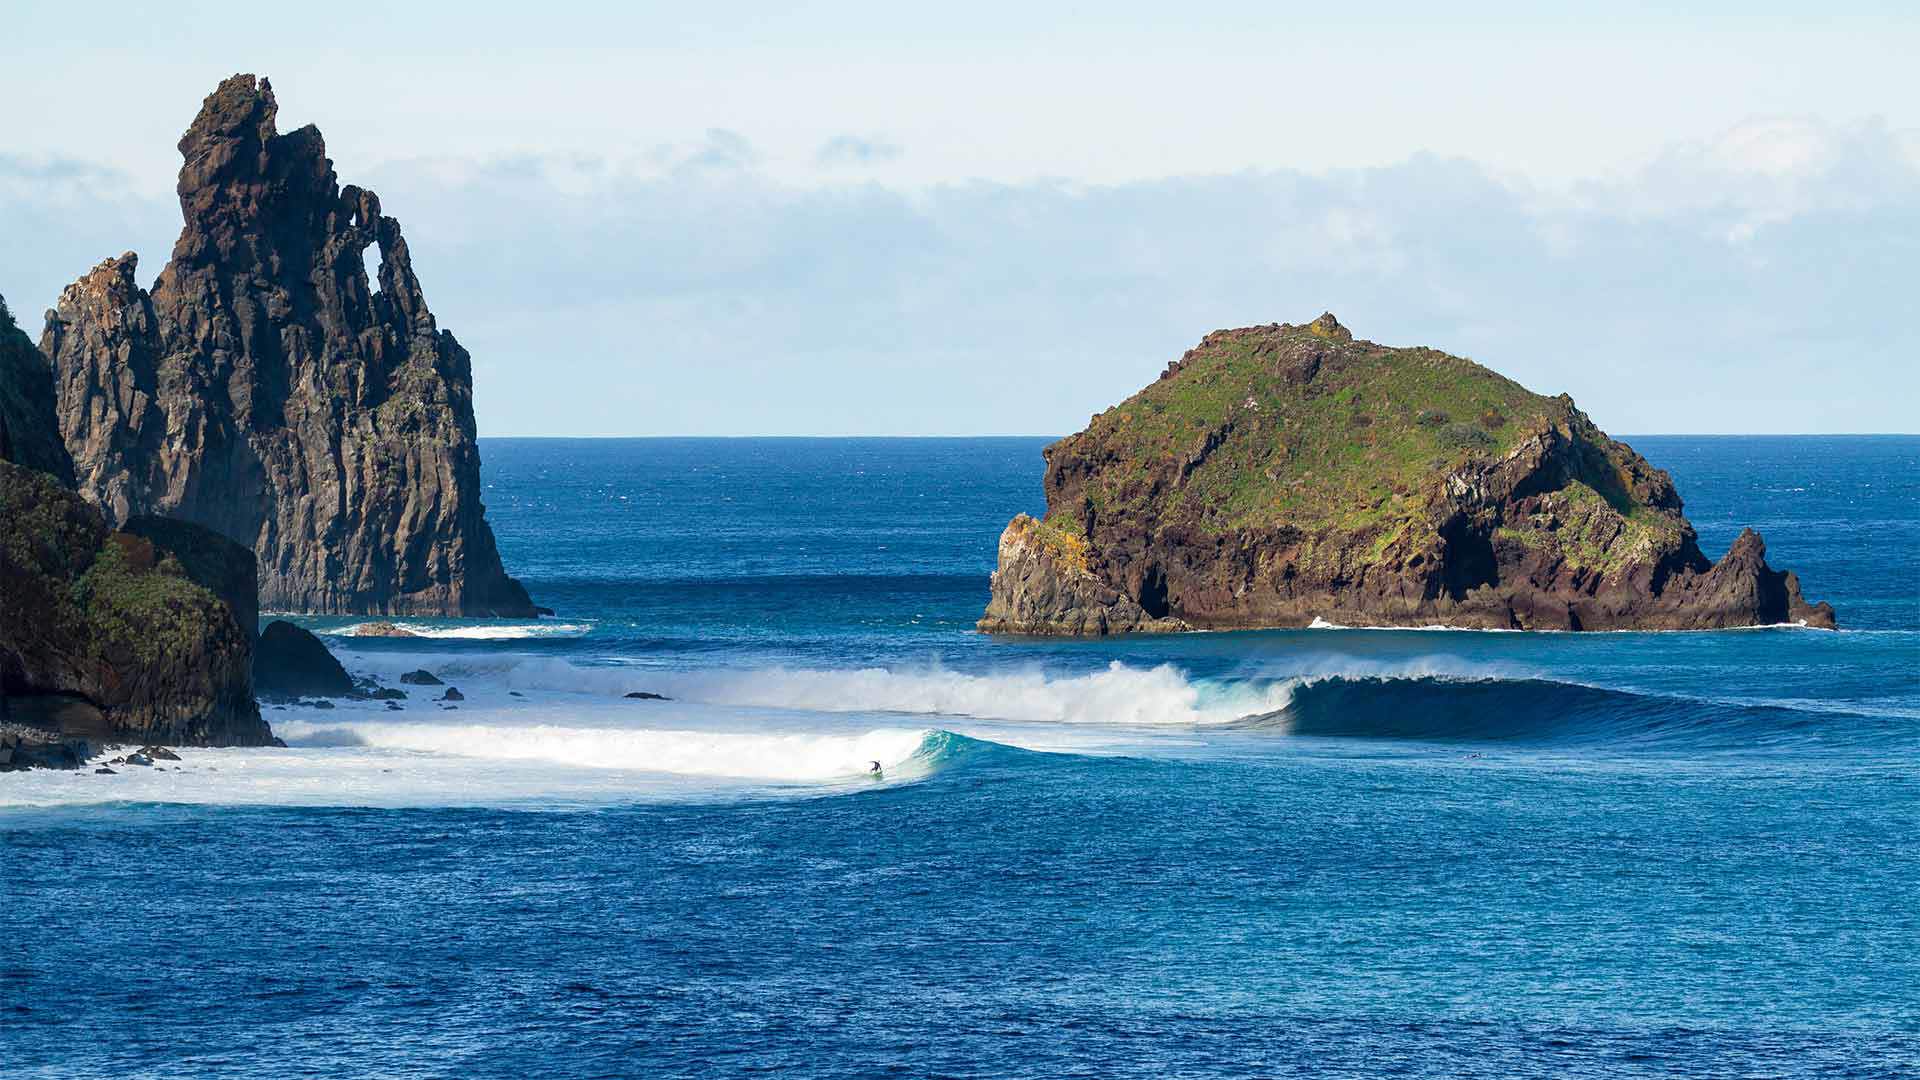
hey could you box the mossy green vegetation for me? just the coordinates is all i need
[1,463,229,670]
[76,534,226,665]
[1074,321,1556,538]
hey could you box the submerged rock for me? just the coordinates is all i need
[982,315,1836,634]
[40,74,534,617]
[440,688,464,702]
[399,669,443,686]
[367,688,406,701]
[255,621,355,699]
[624,692,671,701]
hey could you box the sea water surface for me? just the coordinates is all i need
[3,436,1917,1078]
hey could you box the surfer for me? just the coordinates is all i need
[868,760,883,778]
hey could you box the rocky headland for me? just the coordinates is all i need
[41,74,533,617]
[981,314,1835,635]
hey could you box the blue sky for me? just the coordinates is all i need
[2,2,1915,433]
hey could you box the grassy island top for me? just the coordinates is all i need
[1054,313,1573,535]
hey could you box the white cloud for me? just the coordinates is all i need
[816,135,904,167]
[3,117,1915,436]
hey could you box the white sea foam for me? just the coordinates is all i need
[360,657,1302,728]
[274,716,926,780]
[0,655,1525,810]
[327,621,593,640]
[0,692,936,809]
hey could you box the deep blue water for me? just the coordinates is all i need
[3,435,1917,1079]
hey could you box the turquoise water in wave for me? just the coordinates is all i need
[3,435,1917,1078]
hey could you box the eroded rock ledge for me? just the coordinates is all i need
[981,314,1835,635]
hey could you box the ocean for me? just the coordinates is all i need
[3,435,1917,1078]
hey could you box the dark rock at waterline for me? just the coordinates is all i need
[400,669,443,686]
[94,766,116,775]
[0,463,269,749]
[352,621,419,638]
[41,75,534,617]
[312,699,335,710]
[384,702,403,711]
[440,688,464,701]
[140,745,182,761]
[367,688,406,701]
[624,692,671,701]
[509,691,524,698]
[255,621,355,699]
[0,725,92,771]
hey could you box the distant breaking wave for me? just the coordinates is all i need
[365,657,1303,728]
[321,652,1910,752]
[1241,673,1909,749]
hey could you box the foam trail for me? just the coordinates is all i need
[275,718,926,780]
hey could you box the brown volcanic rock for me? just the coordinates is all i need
[981,315,1835,634]
[0,461,270,748]
[42,74,533,617]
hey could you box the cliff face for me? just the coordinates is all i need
[42,74,533,616]
[0,299,73,486]
[981,315,1836,634]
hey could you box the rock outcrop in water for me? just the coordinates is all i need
[41,74,533,617]
[254,620,354,700]
[981,314,1836,634]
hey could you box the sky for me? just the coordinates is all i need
[2,2,1915,435]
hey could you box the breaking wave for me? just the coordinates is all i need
[346,657,1302,728]
[273,718,937,781]
[1245,674,1908,749]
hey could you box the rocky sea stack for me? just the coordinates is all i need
[981,314,1835,634]
[42,74,533,617]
